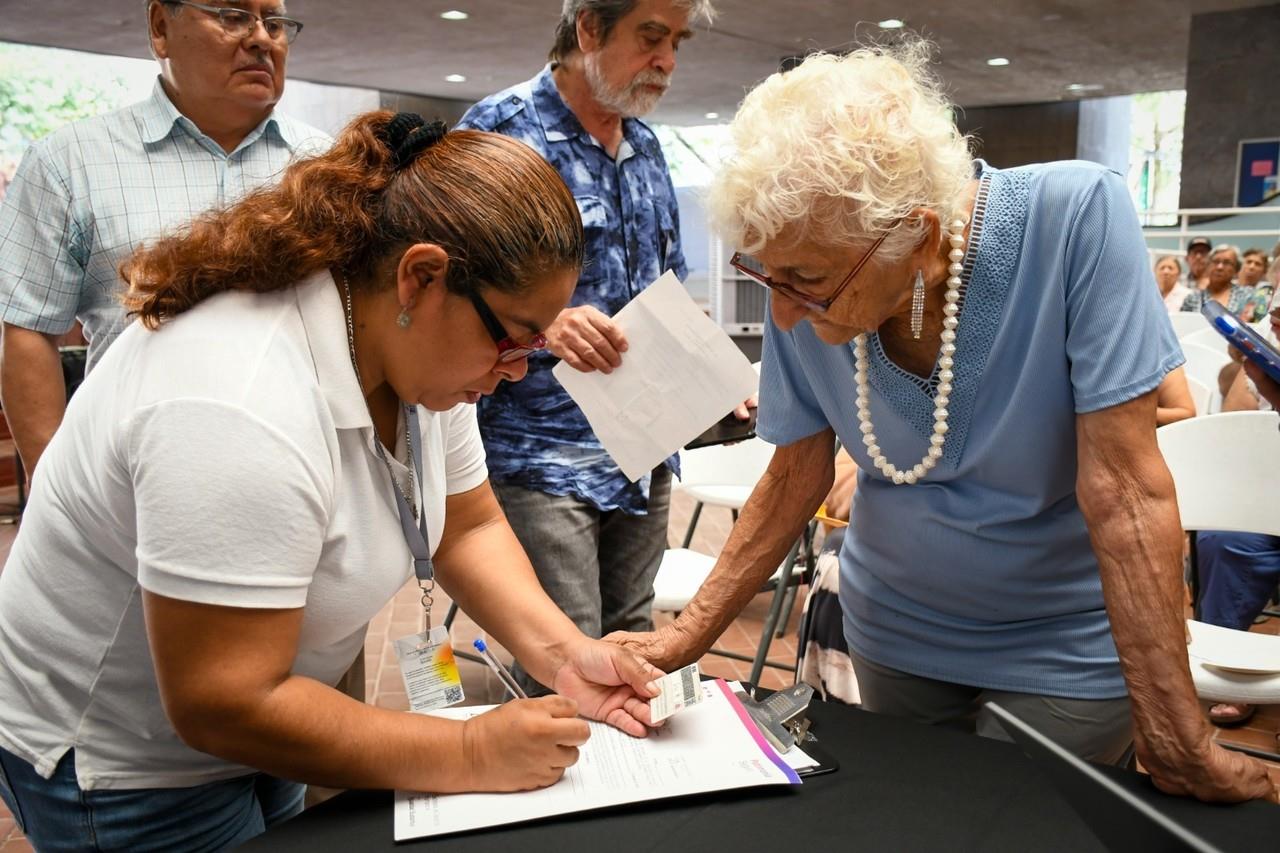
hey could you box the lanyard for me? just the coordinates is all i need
[370,404,436,625]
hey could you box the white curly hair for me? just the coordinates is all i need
[709,39,974,261]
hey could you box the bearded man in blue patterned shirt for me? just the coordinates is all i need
[458,0,716,694]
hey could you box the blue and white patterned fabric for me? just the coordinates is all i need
[1178,284,1256,317]
[0,79,329,372]
[457,66,687,514]
[758,161,1184,700]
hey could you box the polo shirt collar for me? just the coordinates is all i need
[138,77,292,152]
[294,269,373,430]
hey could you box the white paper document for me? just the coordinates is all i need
[552,271,760,482]
[1187,619,1280,674]
[394,679,801,841]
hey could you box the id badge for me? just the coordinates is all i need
[394,625,464,712]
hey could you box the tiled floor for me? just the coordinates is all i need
[0,485,1277,850]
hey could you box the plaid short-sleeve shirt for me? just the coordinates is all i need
[0,79,330,372]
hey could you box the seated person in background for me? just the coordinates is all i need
[1238,253,1278,324]
[1185,236,1212,290]
[1239,247,1268,290]
[1180,245,1255,315]
[0,112,662,852]
[1156,366,1196,424]
[798,447,859,704]
[1198,299,1280,726]
[1155,255,1188,311]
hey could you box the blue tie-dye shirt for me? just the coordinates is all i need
[457,66,687,514]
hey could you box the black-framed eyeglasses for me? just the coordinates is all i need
[165,1,304,44]
[467,290,548,364]
[730,230,891,314]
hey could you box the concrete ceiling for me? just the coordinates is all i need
[1,0,1275,124]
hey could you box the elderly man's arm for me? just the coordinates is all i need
[606,428,835,671]
[1,324,68,477]
[1076,389,1276,803]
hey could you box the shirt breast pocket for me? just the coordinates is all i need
[575,195,609,289]
[653,200,678,272]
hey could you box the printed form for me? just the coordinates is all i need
[394,679,801,840]
[552,271,760,482]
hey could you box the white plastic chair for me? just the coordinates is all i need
[1184,375,1212,417]
[1169,311,1209,339]
[676,437,774,546]
[1178,327,1228,352]
[1157,411,1280,759]
[1179,342,1232,414]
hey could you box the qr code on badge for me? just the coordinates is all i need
[444,686,463,704]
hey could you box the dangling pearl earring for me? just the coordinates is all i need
[910,269,925,340]
[396,307,412,329]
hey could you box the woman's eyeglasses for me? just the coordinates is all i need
[730,231,891,314]
[467,290,547,364]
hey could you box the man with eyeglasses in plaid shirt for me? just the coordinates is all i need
[0,0,328,480]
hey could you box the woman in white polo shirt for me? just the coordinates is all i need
[0,112,664,851]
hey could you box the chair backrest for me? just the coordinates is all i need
[1169,311,1209,339]
[1178,342,1231,402]
[1156,411,1280,535]
[678,436,775,491]
[1184,375,1212,417]
[1178,327,1228,352]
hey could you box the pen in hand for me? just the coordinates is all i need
[473,638,529,701]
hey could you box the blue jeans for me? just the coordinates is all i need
[0,746,304,852]
[1197,531,1280,630]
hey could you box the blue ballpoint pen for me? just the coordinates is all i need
[473,638,529,700]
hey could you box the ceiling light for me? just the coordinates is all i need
[440,10,468,21]
[1066,83,1104,92]
[445,74,467,83]
[705,112,719,120]
[986,57,1010,67]
[877,18,905,29]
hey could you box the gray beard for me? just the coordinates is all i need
[584,53,666,118]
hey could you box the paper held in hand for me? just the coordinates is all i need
[649,662,704,723]
[552,271,760,482]
[393,679,800,841]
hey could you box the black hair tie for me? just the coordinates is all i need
[381,112,449,171]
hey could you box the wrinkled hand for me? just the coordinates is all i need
[603,623,699,675]
[546,305,628,373]
[549,639,665,737]
[1135,727,1278,804]
[461,696,590,792]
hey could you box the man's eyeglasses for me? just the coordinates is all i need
[467,290,548,364]
[730,231,891,314]
[165,1,304,44]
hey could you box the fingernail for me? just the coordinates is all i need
[645,681,659,694]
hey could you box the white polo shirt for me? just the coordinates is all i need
[0,270,487,790]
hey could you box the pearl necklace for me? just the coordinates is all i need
[854,216,968,486]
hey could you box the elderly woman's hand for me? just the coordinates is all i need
[603,624,701,675]
[1135,728,1279,804]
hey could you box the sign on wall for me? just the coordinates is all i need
[1236,138,1280,207]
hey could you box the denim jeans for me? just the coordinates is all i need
[0,745,304,852]
[1196,531,1280,630]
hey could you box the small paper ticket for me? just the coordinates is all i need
[648,662,703,723]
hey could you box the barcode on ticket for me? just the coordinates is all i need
[649,662,703,723]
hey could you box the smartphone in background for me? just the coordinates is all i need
[684,407,758,450]
[1201,301,1280,385]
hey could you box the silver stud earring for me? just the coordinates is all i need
[396,308,412,329]
[910,269,925,340]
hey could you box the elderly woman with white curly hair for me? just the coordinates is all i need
[609,44,1277,803]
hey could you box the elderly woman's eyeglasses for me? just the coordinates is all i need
[467,290,548,364]
[166,1,304,44]
[730,231,891,314]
